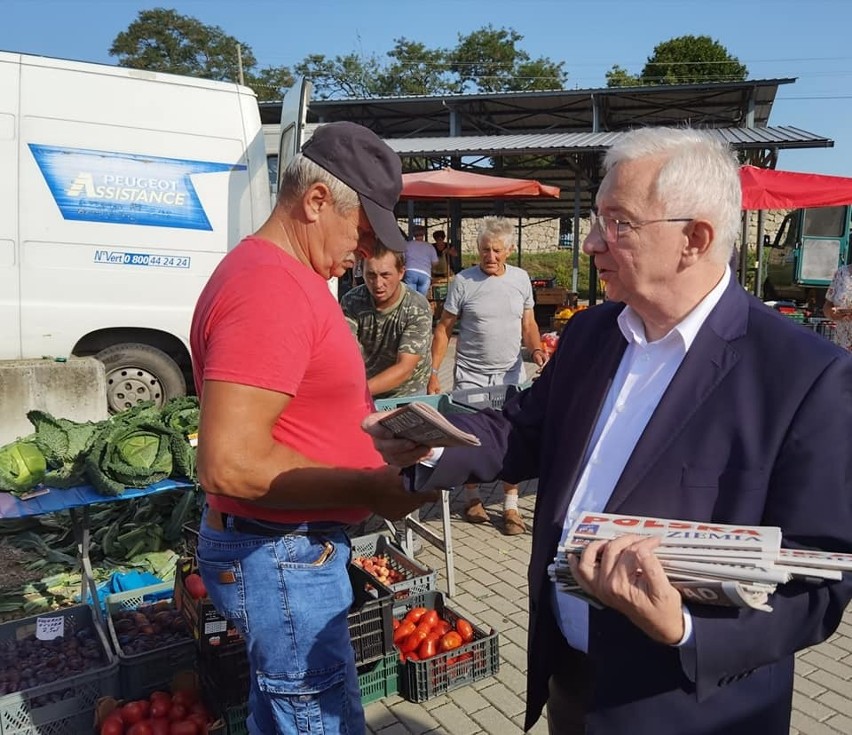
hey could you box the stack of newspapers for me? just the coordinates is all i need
[549,511,852,612]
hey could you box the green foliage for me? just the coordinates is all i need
[606,64,640,88]
[641,35,747,85]
[449,25,566,93]
[294,52,387,99]
[380,38,462,96]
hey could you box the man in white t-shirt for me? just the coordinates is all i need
[428,216,547,535]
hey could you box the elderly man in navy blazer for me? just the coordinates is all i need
[364,127,852,735]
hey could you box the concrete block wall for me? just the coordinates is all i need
[0,357,108,444]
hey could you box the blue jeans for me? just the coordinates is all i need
[403,269,431,296]
[197,510,364,735]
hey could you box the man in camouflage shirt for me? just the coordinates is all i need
[342,245,433,399]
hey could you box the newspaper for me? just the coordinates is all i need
[550,511,848,614]
[376,401,481,448]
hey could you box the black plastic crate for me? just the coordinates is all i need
[348,564,394,666]
[200,641,250,708]
[395,591,499,702]
[350,533,436,609]
[105,582,197,700]
[0,605,119,735]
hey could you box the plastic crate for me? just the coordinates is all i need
[350,533,437,608]
[200,642,250,708]
[348,564,394,666]
[373,393,474,415]
[0,605,118,735]
[105,582,197,700]
[395,591,499,702]
[450,383,524,411]
[358,650,400,706]
[207,701,248,735]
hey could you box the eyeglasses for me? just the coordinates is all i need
[590,211,693,244]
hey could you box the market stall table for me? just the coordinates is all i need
[0,478,194,622]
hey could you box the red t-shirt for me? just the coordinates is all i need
[190,235,379,524]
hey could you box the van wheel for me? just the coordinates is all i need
[96,343,186,413]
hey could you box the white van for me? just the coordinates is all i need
[0,51,273,411]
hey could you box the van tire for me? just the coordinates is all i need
[96,342,186,413]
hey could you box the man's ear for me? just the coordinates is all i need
[302,182,332,223]
[684,219,714,262]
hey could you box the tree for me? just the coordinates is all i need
[379,38,461,96]
[640,35,747,85]
[109,8,292,101]
[605,64,640,88]
[449,25,566,93]
[294,52,387,99]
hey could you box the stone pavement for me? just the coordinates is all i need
[361,338,852,734]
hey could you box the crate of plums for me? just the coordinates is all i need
[105,582,197,700]
[0,604,118,734]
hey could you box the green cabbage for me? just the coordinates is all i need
[0,442,47,495]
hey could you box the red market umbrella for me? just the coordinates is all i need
[401,167,560,200]
[740,165,852,210]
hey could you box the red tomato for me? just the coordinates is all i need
[150,719,171,735]
[418,636,437,659]
[393,621,416,645]
[434,620,451,636]
[401,630,428,653]
[168,704,187,722]
[150,699,171,719]
[100,714,125,735]
[420,610,439,630]
[392,618,400,631]
[187,712,209,733]
[121,701,148,725]
[171,690,198,708]
[149,691,171,704]
[438,631,463,652]
[403,607,427,624]
[456,619,475,643]
[184,573,207,600]
[127,722,155,735]
[169,721,199,735]
[406,651,420,661]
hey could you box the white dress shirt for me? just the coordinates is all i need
[553,267,731,652]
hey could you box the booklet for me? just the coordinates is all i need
[376,401,481,448]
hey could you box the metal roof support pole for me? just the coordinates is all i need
[517,216,523,269]
[739,211,750,288]
[449,106,463,253]
[572,170,581,293]
[755,210,766,298]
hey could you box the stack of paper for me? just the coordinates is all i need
[548,512,851,613]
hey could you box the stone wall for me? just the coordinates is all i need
[420,210,791,255]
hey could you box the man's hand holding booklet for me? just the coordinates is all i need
[376,401,481,448]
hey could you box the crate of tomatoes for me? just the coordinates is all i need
[392,591,499,702]
[351,533,436,608]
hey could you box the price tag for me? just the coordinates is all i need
[36,615,65,641]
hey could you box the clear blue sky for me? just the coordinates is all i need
[4,0,852,175]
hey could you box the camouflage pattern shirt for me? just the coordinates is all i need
[341,284,433,398]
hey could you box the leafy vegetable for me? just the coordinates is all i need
[0,442,47,495]
[27,410,104,488]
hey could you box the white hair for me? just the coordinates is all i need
[477,216,516,248]
[278,153,360,213]
[604,127,742,263]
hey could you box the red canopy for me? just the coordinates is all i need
[401,167,560,200]
[740,165,852,210]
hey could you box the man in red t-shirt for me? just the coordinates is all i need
[190,122,436,735]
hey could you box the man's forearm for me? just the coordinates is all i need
[368,364,415,396]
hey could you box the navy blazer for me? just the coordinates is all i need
[427,279,852,734]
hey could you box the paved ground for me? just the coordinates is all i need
[361,339,852,734]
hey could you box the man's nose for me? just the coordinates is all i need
[582,229,607,255]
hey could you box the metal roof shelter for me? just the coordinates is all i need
[261,79,833,298]
[260,78,832,219]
